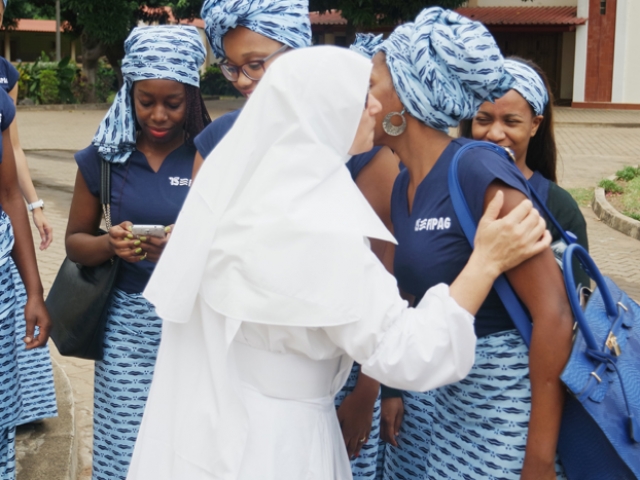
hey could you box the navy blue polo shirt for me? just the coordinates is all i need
[0,58,19,93]
[391,138,530,338]
[194,108,381,180]
[75,144,195,294]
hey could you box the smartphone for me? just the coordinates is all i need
[131,225,166,238]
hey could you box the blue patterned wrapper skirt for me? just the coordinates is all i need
[384,330,566,480]
[91,289,162,480]
[334,363,383,479]
[10,260,57,425]
[0,212,20,480]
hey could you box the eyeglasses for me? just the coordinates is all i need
[219,45,289,82]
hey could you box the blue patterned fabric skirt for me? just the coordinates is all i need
[0,213,20,480]
[10,260,57,425]
[384,330,566,480]
[334,363,383,479]
[91,289,162,480]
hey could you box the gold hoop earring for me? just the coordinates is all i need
[382,108,407,137]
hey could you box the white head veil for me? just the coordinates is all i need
[144,45,395,327]
[130,46,396,478]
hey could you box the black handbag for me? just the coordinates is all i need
[48,159,120,360]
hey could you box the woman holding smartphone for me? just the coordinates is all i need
[64,26,210,480]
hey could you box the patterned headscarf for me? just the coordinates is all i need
[350,33,383,58]
[92,25,206,164]
[377,7,514,131]
[201,0,311,58]
[503,59,548,116]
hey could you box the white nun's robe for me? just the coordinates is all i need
[127,47,477,480]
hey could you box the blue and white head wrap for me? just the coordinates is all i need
[350,33,383,58]
[92,25,206,164]
[503,59,548,116]
[377,7,514,131]
[201,0,311,58]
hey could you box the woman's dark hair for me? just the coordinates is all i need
[132,83,212,146]
[184,84,212,146]
[459,56,558,183]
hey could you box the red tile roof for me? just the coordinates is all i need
[309,10,348,26]
[10,19,63,33]
[455,7,586,26]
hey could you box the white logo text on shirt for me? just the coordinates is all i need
[415,217,451,232]
[169,177,191,187]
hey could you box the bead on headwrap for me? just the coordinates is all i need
[378,7,514,131]
[503,59,548,116]
[201,0,312,58]
[92,25,206,164]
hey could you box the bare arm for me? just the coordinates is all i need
[0,129,50,348]
[8,85,53,249]
[65,169,143,266]
[355,147,399,260]
[484,182,573,480]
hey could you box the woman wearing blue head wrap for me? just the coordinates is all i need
[353,8,573,480]
[65,25,210,480]
[0,0,58,432]
[460,57,589,290]
[196,1,402,475]
[0,4,53,478]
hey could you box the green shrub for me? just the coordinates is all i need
[71,61,118,104]
[37,69,59,104]
[200,65,240,97]
[599,179,624,194]
[17,54,80,104]
[616,166,640,182]
[625,211,640,222]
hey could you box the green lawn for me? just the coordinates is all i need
[599,167,640,222]
[567,187,594,208]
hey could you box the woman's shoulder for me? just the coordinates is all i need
[0,88,15,131]
[75,144,101,165]
[0,58,19,92]
[547,182,584,219]
[194,109,241,158]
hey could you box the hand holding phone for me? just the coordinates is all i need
[131,225,166,238]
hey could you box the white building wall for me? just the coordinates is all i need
[612,0,640,104]
[572,0,589,102]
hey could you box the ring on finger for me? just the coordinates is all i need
[140,252,147,261]
[358,437,367,443]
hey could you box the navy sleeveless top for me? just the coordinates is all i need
[194,109,380,181]
[391,138,530,338]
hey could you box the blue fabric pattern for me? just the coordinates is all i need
[334,363,382,478]
[0,213,20,480]
[501,59,548,115]
[383,330,566,479]
[0,428,15,480]
[201,0,311,58]
[91,289,162,480]
[350,33,383,58]
[92,25,206,164]
[378,7,514,131]
[10,260,57,425]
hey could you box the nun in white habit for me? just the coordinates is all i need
[127,46,550,480]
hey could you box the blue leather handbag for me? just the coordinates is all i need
[449,140,640,479]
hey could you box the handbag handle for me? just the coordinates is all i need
[100,160,113,230]
[562,243,619,351]
[448,141,534,346]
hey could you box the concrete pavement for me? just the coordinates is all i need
[14,102,640,480]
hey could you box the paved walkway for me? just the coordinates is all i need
[14,102,640,479]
